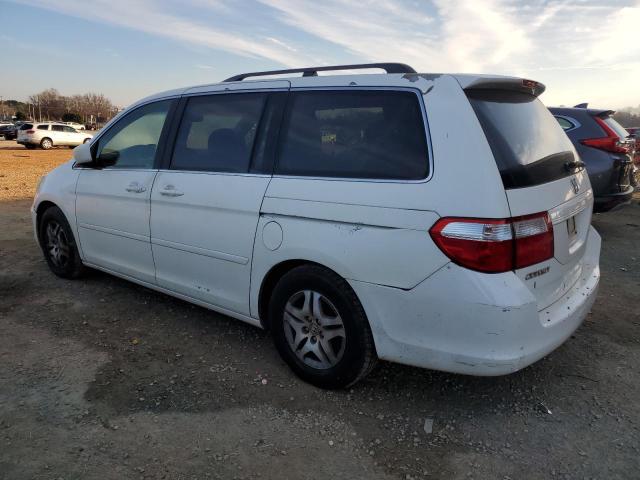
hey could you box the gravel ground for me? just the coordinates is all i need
[0,140,74,200]
[1,141,639,479]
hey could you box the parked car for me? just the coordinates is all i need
[0,124,17,140]
[17,122,93,149]
[550,105,635,211]
[32,63,600,388]
[62,121,86,131]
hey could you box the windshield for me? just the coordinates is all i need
[467,89,576,189]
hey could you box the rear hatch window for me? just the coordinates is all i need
[467,89,576,189]
[602,116,629,139]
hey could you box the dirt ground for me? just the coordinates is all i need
[1,139,639,479]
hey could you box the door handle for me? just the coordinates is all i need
[159,184,184,197]
[125,182,146,193]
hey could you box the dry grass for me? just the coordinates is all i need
[0,141,72,200]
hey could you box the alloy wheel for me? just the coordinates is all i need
[283,290,346,369]
[45,221,70,268]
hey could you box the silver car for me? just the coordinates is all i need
[17,122,93,150]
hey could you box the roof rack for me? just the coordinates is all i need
[224,63,416,82]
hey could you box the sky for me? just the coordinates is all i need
[1,0,639,110]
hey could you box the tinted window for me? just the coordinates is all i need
[555,117,574,131]
[20,124,33,130]
[37,125,49,130]
[97,100,171,169]
[467,90,576,189]
[276,90,428,180]
[171,93,266,173]
[51,125,64,132]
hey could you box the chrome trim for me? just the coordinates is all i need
[548,189,593,225]
[553,114,581,133]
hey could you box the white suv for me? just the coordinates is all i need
[32,63,600,388]
[18,122,93,149]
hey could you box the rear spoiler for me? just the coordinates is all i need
[594,109,615,118]
[455,75,546,97]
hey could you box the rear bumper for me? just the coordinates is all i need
[350,227,601,376]
[594,185,634,212]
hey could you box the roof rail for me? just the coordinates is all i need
[224,63,416,82]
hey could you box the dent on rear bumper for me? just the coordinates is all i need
[350,227,601,376]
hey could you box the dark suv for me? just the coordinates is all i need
[550,105,635,212]
[0,124,17,140]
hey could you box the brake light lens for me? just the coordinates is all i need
[26,130,35,134]
[581,117,630,154]
[430,212,554,273]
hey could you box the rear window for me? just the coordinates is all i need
[276,90,429,180]
[602,116,629,139]
[20,124,33,130]
[467,90,576,189]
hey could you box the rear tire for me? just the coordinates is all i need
[40,138,53,150]
[25,144,37,150]
[269,265,377,389]
[39,206,86,279]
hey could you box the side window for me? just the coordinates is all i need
[37,125,49,130]
[63,126,76,133]
[555,116,574,131]
[171,93,267,173]
[51,125,64,132]
[276,90,429,180]
[97,100,171,169]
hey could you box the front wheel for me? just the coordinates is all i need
[269,265,377,389]
[39,206,86,279]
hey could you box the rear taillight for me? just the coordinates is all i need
[429,212,554,274]
[26,130,35,134]
[581,117,630,154]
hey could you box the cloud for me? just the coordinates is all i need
[13,0,311,67]
[12,0,640,107]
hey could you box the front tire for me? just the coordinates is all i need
[269,265,377,389]
[40,138,53,150]
[39,206,86,279]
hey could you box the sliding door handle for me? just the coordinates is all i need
[159,184,184,197]
[125,182,146,193]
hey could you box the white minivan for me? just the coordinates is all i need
[32,63,600,388]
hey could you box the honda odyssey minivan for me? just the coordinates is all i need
[32,63,601,388]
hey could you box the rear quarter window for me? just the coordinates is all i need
[275,90,429,180]
[468,89,576,189]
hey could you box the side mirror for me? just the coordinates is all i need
[73,142,95,167]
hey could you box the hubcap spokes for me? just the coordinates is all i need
[284,290,346,370]
[45,221,70,267]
